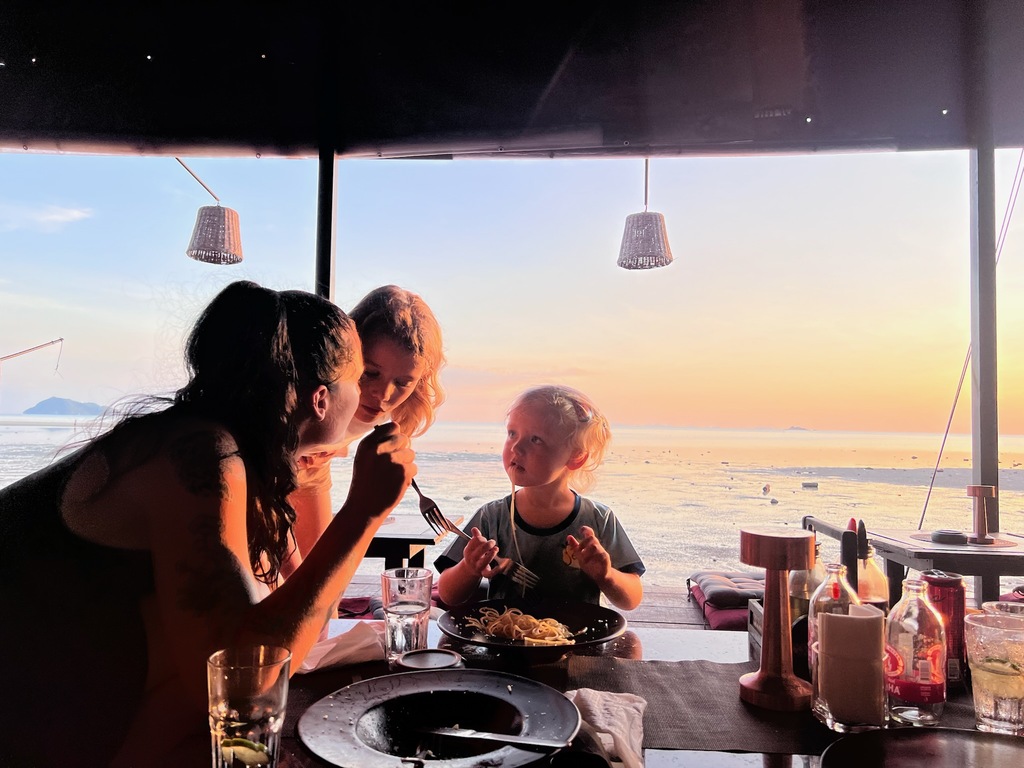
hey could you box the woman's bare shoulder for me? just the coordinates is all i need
[62,413,244,547]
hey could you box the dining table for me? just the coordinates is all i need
[274,616,991,768]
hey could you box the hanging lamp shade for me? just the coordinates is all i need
[186,205,244,265]
[617,158,673,270]
[617,211,673,269]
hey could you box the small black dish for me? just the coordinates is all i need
[394,648,464,671]
[931,529,969,545]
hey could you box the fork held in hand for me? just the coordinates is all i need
[411,479,539,589]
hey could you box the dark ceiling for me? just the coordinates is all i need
[1,1,1022,160]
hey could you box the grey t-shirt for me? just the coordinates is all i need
[434,493,645,604]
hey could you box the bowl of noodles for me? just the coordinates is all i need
[437,598,627,662]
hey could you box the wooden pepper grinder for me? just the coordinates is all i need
[739,526,815,711]
[967,484,996,545]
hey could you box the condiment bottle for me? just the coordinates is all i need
[809,563,861,721]
[789,541,826,620]
[885,578,946,725]
[857,544,890,614]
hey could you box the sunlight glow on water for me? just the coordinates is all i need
[4,418,1023,593]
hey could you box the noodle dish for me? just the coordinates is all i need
[438,598,626,656]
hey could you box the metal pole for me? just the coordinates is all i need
[966,3,1000,535]
[315,146,336,301]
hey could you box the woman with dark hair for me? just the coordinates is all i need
[0,280,415,766]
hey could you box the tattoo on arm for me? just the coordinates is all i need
[168,431,235,498]
[174,510,249,616]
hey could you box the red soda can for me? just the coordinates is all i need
[921,569,966,688]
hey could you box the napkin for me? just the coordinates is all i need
[817,604,886,726]
[565,688,647,768]
[297,621,385,673]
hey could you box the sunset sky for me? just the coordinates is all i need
[2,148,1023,434]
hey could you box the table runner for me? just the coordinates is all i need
[561,657,979,755]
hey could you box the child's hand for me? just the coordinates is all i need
[565,526,611,582]
[461,527,502,578]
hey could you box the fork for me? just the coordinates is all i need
[411,479,540,589]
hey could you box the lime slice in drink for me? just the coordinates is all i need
[221,739,271,767]
[973,658,1024,698]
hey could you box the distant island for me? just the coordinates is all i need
[23,397,104,416]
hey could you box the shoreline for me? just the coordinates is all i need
[4,418,1023,596]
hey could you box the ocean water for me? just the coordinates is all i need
[4,416,1024,594]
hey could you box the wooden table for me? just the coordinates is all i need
[803,516,1024,606]
[364,513,462,569]
[867,528,1024,606]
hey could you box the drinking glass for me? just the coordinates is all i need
[981,601,1024,618]
[207,644,291,768]
[381,567,433,666]
[964,613,1024,735]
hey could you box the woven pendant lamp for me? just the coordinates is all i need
[186,205,244,265]
[177,158,244,265]
[617,159,673,270]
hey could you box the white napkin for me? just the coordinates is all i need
[566,688,647,768]
[297,621,385,673]
[817,604,886,726]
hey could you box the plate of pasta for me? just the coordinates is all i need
[437,598,626,659]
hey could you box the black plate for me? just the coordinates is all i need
[437,598,626,661]
[297,669,581,768]
[821,727,1024,768]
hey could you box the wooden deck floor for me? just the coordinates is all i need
[342,573,710,630]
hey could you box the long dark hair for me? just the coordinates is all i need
[176,281,357,583]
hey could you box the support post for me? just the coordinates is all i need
[966,3,1000,534]
[315,147,337,301]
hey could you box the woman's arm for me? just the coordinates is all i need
[144,423,414,710]
[283,453,337,577]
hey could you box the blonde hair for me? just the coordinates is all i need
[349,285,446,438]
[508,384,611,493]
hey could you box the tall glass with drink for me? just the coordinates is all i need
[964,612,1024,735]
[207,644,291,768]
[381,567,433,666]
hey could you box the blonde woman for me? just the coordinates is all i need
[436,385,644,610]
[289,285,446,569]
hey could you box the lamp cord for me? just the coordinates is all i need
[918,147,1024,530]
[644,158,650,212]
[175,158,220,203]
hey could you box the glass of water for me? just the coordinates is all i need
[207,644,291,768]
[381,567,433,666]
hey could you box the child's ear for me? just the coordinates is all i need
[566,452,588,471]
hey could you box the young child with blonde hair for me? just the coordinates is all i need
[436,385,644,609]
